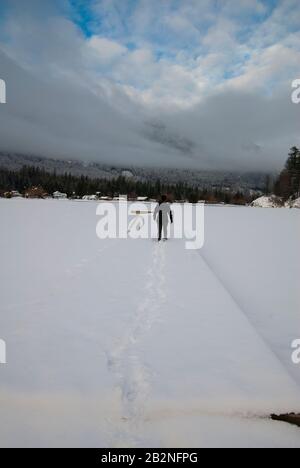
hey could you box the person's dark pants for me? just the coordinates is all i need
[158,211,168,241]
[158,211,163,241]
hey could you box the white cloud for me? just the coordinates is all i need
[88,36,127,63]
[226,44,300,91]
[202,18,239,54]
[0,0,299,171]
[163,13,200,40]
[221,0,267,16]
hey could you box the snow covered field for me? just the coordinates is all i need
[0,198,299,448]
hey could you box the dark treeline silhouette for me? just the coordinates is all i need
[0,165,258,204]
[274,146,300,200]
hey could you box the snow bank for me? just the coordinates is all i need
[285,197,300,209]
[292,198,300,208]
[251,195,283,208]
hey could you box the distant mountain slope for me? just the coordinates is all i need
[0,152,269,191]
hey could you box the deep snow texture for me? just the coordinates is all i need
[0,199,299,448]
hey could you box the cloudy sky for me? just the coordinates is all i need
[0,0,299,171]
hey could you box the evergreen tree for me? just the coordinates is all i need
[275,146,300,199]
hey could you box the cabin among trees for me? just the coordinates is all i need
[0,165,259,205]
[25,186,48,199]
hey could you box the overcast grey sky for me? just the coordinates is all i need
[0,0,299,171]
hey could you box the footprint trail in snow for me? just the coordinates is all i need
[106,242,167,447]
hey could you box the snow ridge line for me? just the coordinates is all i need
[105,242,167,447]
[197,249,300,389]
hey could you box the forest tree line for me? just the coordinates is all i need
[0,165,258,205]
[2,146,298,204]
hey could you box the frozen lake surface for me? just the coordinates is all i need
[0,199,299,448]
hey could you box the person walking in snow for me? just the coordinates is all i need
[153,195,173,242]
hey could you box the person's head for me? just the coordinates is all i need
[161,194,167,203]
